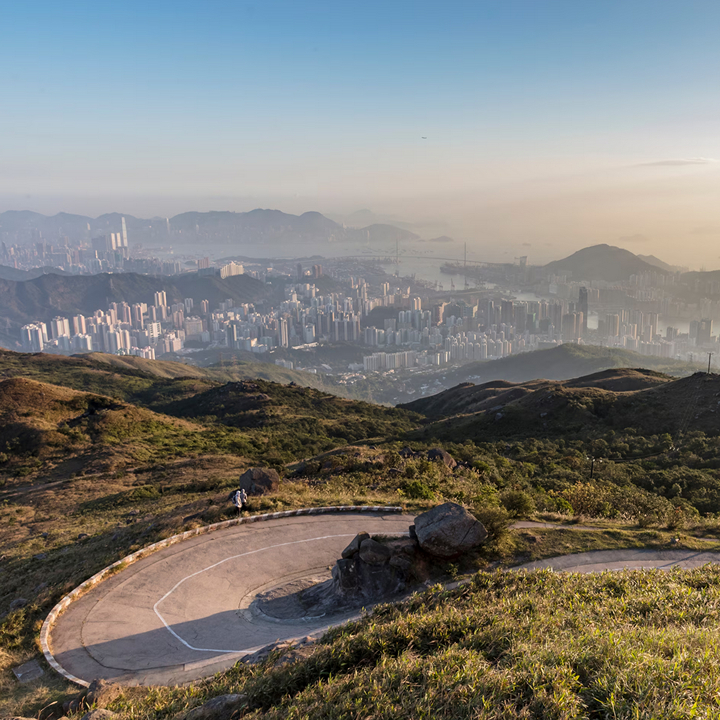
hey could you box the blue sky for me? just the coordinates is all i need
[2,0,720,264]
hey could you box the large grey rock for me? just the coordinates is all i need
[427,448,457,469]
[341,532,370,559]
[183,694,247,720]
[359,538,391,565]
[238,467,280,496]
[414,502,487,558]
[79,710,117,720]
[86,679,122,708]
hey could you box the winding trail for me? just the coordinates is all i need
[47,513,720,688]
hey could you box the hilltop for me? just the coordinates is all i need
[403,367,672,420]
[541,244,667,282]
[403,369,720,442]
[0,271,269,326]
[0,349,355,408]
[442,343,696,387]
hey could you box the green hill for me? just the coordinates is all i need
[444,344,696,387]
[5,345,720,718]
[0,349,344,404]
[405,369,720,443]
[402,367,672,421]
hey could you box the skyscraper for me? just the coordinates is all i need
[578,287,588,335]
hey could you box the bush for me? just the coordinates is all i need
[399,479,436,500]
[500,489,536,518]
[474,505,510,540]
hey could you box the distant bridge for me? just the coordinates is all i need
[331,254,513,268]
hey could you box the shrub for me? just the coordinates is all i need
[500,489,535,518]
[474,505,510,540]
[399,479,436,500]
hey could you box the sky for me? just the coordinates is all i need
[2,0,720,266]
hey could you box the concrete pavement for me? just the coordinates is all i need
[49,512,414,686]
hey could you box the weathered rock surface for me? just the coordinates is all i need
[358,538,391,565]
[414,502,487,558]
[341,531,370,559]
[238,467,280,496]
[240,636,316,666]
[79,710,117,720]
[427,448,457,468]
[85,679,122,709]
[183,694,247,720]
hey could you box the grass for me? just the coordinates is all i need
[63,564,720,720]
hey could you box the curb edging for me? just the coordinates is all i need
[40,505,403,687]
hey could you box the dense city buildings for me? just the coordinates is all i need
[4,215,720,380]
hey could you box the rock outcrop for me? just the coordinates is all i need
[238,467,280,495]
[413,502,487,558]
[255,503,487,622]
[333,535,418,601]
[427,448,457,468]
[182,694,247,720]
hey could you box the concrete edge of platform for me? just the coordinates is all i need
[40,505,403,688]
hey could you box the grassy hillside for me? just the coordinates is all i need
[401,368,672,420]
[104,566,720,719]
[5,351,720,717]
[405,370,720,442]
[444,344,696,387]
[0,349,347,404]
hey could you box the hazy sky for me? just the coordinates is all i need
[3,0,720,266]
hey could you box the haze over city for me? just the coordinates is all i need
[3,0,720,266]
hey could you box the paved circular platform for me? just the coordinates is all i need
[48,512,413,686]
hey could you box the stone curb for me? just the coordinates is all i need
[40,505,403,688]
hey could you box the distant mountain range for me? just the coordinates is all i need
[636,254,687,273]
[0,208,427,246]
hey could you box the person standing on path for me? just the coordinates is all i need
[231,488,248,515]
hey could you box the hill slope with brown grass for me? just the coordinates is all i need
[403,369,720,443]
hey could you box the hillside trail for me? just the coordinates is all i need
[1,455,205,500]
[513,519,720,543]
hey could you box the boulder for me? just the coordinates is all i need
[414,502,487,558]
[358,538,391,565]
[79,711,117,720]
[9,597,28,611]
[341,532,370,559]
[427,448,457,469]
[183,694,247,720]
[238,468,280,496]
[86,679,122,708]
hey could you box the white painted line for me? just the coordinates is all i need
[153,533,356,653]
